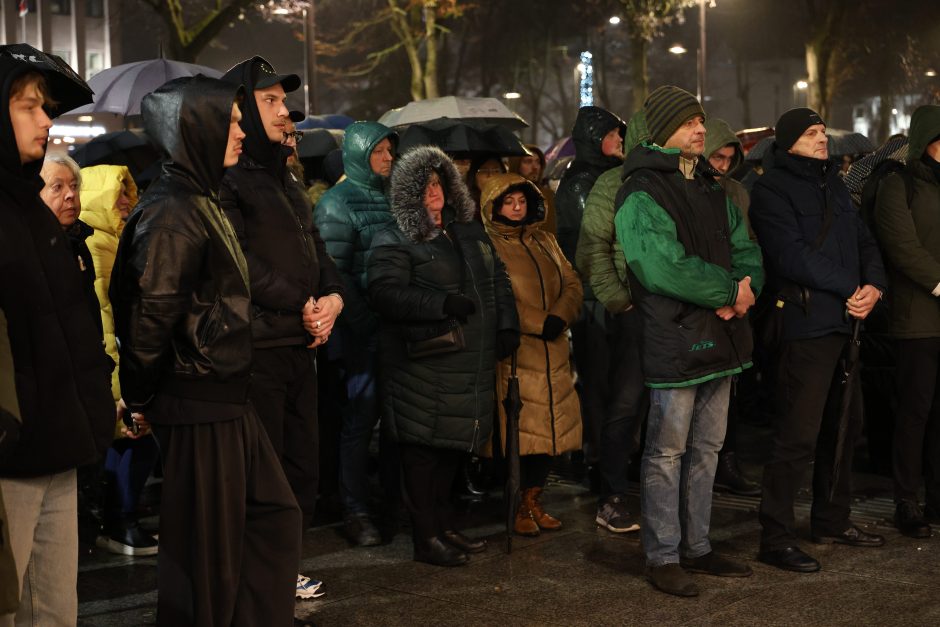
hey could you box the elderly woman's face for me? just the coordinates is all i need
[424,171,445,226]
[40,162,80,228]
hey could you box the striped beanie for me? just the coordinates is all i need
[644,85,705,147]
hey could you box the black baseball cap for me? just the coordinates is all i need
[288,110,305,123]
[252,59,300,93]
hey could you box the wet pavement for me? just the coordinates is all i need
[77,469,940,626]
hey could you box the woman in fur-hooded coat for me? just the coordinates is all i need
[367,146,519,564]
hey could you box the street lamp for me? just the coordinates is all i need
[793,79,808,107]
[503,91,521,100]
[926,69,937,77]
[609,16,621,25]
[669,44,687,55]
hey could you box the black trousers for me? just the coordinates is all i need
[250,345,319,528]
[152,409,301,627]
[399,443,460,541]
[893,338,940,507]
[572,305,647,496]
[521,454,553,489]
[759,334,863,550]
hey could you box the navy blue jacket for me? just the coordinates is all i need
[750,145,886,341]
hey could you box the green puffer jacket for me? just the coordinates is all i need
[615,143,764,387]
[875,104,940,338]
[314,121,397,335]
[576,110,650,313]
[367,147,519,452]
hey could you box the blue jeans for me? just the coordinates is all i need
[336,328,380,515]
[641,376,730,567]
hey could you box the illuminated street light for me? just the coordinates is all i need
[609,16,621,25]
[503,91,521,100]
[273,7,289,14]
[795,80,808,90]
[926,69,937,77]
[669,44,687,55]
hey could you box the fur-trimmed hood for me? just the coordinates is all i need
[389,145,476,243]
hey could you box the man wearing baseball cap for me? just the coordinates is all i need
[615,85,763,596]
[750,108,887,573]
[221,57,345,601]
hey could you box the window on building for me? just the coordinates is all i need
[86,52,104,80]
[87,0,104,18]
[50,0,71,15]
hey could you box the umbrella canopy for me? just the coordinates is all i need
[397,118,527,157]
[745,136,775,163]
[69,59,222,117]
[297,128,344,159]
[380,96,528,130]
[296,113,354,130]
[0,44,93,116]
[70,130,160,176]
[544,136,574,163]
[827,130,875,157]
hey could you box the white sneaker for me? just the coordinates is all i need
[296,574,325,599]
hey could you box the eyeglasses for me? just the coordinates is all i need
[283,130,304,143]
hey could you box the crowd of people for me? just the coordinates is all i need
[2,43,939,626]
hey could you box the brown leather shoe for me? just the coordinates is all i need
[524,487,562,531]
[514,507,540,536]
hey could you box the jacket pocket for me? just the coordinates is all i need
[198,298,223,348]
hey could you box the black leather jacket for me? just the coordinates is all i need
[111,76,254,418]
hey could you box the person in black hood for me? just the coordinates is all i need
[0,47,114,626]
[220,56,344,600]
[110,75,302,627]
[553,105,625,492]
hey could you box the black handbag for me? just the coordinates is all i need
[405,318,466,358]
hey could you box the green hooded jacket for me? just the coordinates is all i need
[314,121,397,335]
[875,104,940,338]
[575,111,649,312]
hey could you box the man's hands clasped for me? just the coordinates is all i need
[303,294,343,348]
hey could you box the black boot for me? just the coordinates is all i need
[714,452,761,496]
[414,536,468,567]
[442,529,487,553]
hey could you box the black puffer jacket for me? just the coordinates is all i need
[555,106,626,267]
[220,58,344,348]
[111,76,254,418]
[0,55,113,477]
[367,146,519,452]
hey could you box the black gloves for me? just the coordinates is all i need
[541,314,566,341]
[443,294,476,320]
[495,329,521,361]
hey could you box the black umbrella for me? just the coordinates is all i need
[297,128,343,159]
[0,44,93,116]
[745,136,775,164]
[829,318,862,501]
[827,131,875,157]
[503,351,523,554]
[70,130,161,177]
[398,118,528,157]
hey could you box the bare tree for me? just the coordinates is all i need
[803,0,851,121]
[618,0,697,112]
[139,0,263,62]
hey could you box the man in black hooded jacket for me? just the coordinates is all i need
[0,46,113,625]
[220,56,344,599]
[111,75,301,627]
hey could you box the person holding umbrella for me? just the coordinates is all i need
[480,174,583,536]
[750,108,887,574]
[367,146,519,566]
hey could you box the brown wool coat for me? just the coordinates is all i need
[481,174,583,456]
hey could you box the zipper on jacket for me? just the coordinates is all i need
[519,230,558,455]
[469,419,480,453]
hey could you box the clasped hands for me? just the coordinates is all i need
[715,276,755,321]
[303,294,343,348]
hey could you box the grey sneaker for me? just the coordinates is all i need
[595,495,640,533]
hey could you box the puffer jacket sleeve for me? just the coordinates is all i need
[87,229,122,402]
[875,172,940,292]
[366,229,449,322]
[727,197,765,298]
[314,188,377,333]
[220,175,308,311]
[116,214,204,410]
[576,167,631,312]
[541,232,584,325]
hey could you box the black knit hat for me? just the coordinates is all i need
[775,108,826,150]
[644,85,705,147]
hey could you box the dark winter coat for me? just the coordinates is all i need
[615,144,764,387]
[66,219,103,338]
[0,308,17,612]
[367,146,519,452]
[875,105,940,338]
[314,121,398,337]
[555,106,626,269]
[111,76,254,420]
[220,59,344,348]
[0,55,114,477]
[750,145,887,341]
[481,175,582,456]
